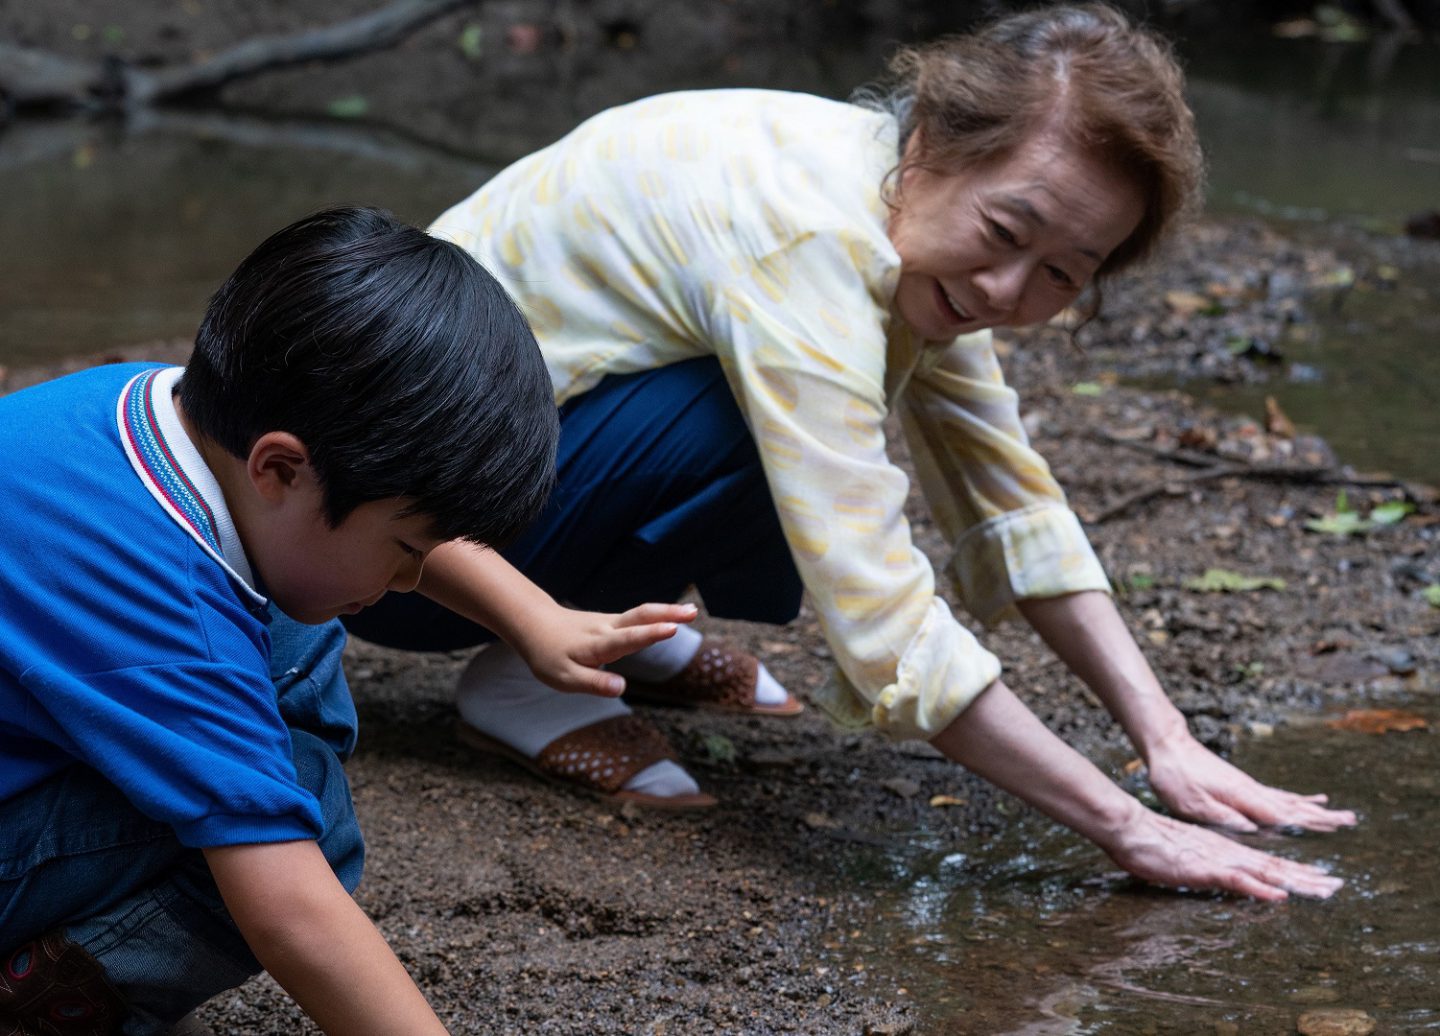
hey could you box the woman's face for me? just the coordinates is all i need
[888,132,1145,340]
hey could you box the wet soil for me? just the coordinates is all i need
[8,213,1435,1036]
[3,6,1439,1034]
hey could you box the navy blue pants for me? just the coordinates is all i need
[346,357,803,652]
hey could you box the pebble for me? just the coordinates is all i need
[880,777,921,799]
[1296,1008,1377,1035]
[1369,646,1416,675]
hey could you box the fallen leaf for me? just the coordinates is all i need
[698,733,736,764]
[1325,709,1428,734]
[1368,501,1414,525]
[1163,289,1213,316]
[928,794,967,808]
[326,95,369,119]
[1264,395,1297,438]
[1072,382,1105,396]
[457,22,484,60]
[1122,758,1145,775]
[1184,568,1286,593]
[1424,585,1440,609]
[1296,1007,1376,1035]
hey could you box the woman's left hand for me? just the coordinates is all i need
[1144,731,1358,833]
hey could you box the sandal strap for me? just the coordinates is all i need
[0,932,125,1035]
[651,637,759,709]
[535,715,675,794]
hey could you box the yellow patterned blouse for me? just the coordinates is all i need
[431,89,1111,740]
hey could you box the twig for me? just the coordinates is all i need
[1088,464,1409,525]
[1090,431,1221,469]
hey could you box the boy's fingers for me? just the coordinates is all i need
[617,603,697,627]
[565,666,625,697]
[598,623,679,659]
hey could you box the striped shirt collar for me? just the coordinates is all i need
[116,366,267,609]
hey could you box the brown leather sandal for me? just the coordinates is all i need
[456,715,717,810]
[625,637,804,717]
[0,932,125,1036]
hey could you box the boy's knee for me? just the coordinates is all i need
[288,732,364,893]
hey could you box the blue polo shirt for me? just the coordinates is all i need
[0,364,325,847]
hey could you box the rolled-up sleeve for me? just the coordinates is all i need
[705,234,1003,740]
[899,333,1110,628]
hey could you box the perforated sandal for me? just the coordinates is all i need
[625,637,804,717]
[0,932,125,1036]
[456,715,717,810]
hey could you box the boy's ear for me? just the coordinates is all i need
[246,432,316,503]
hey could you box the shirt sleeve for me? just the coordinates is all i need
[898,333,1111,627]
[704,231,1002,741]
[19,657,325,848]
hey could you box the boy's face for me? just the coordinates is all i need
[256,492,444,625]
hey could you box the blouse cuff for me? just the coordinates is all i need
[811,597,1003,741]
[950,503,1111,627]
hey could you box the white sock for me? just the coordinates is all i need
[456,643,701,798]
[608,625,790,707]
[607,624,702,682]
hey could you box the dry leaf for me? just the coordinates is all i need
[1325,709,1428,734]
[1163,289,1211,315]
[1264,395,1297,438]
[928,794,968,808]
[1122,758,1145,775]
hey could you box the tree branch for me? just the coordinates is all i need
[130,0,473,104]
[0,0,475,112]
[1087,464,1411,525]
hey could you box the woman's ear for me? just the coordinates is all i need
[246,431,315,503]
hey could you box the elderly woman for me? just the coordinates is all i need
[348,3,1354,898]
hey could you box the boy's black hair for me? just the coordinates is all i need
[180,206,558,547]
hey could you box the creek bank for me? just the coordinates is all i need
[3,214,1427,1035]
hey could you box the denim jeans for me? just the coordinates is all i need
[0,611,362,1035]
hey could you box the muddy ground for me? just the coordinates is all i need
[5,215,1435,1036]
[3,4,1439,1034]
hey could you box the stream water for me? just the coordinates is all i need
[830,691,1440,1034]
[1,14,1437,1031]
[0,22,1436,483]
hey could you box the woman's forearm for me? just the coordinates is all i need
[1016,590,1188,759]
[929,679,1142,846]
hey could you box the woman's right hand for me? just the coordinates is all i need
[931,679,1345,901]
[1100,801,1344,901]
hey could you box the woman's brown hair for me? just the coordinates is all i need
[876,2,1204,278]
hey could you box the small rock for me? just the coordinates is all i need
[1369,646,1416,675]
[880,777,921,799]
[1296,1008,1377,1035]
[803,812,839,830]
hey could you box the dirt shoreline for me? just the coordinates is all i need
[4,7,1438,1032]
[5,214,1434,1036]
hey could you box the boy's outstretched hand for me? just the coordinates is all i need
[418,541,697,697]
[512,602,699,697]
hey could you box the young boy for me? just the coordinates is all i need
[0,207,668,1035]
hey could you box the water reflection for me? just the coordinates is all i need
[836,698,1440,1033]
[0,14,1436,474]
